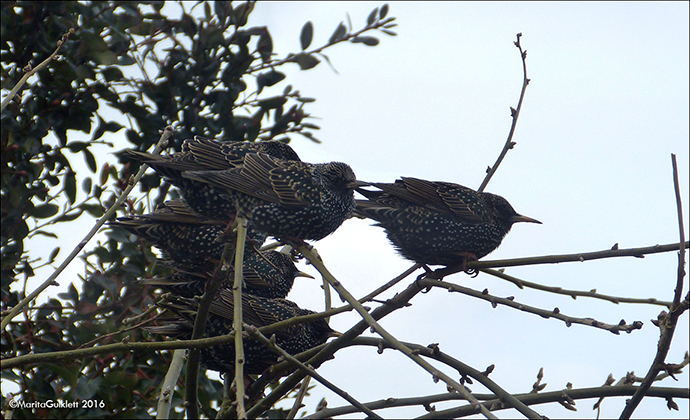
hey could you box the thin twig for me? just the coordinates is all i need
[620,154,688,418]
[429,242,689,279]
[1,126,174,331]
[420,385,688,420]
[1,331,240,370]
[1,29,74,112]
[482,268,673,307]
[304,386,687,419]
[478,33,530,192]
[287,376,311,420]
[156,349,186,419]
[245,324,383,419]
[233,217,249,419]
[77,310,163,349]
[419,278,644,334]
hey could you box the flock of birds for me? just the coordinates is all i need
[111,137,541,376]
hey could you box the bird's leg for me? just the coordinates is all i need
[453,252,478,275]
[279,236,316,262]
[415,265,435,292]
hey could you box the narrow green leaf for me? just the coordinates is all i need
[300,21,313,50]
[81,204,105,218]
[293,53,320,70]
[82,177,92,194]
[100,163,110,186]
[31,230,59,239]
[257,30,273,63]
[380,4,389,19]
[32,204,60,219]
[49,247,61,263]
[352,36,379,46]
[367,7,379,26]
[55,210,83,223]
[83,148,97,173]
[258,96,288,110]
[329,22,347,44]
[65,171,77,205]
[256,70,286,93]
[204,1,211,21]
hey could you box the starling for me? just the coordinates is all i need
[183,153,363,241]
[139,249,314,299]
[124,137,301,219]
[355,177,541,267]
[147,290,336,374]
[110,199,267,272]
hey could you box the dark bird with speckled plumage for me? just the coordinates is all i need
[139,248,313,299]
[183,153,364,241]
[110,199,267,272]
[147,290,336,374]
[355,177,541,267]
[124,137,302,220]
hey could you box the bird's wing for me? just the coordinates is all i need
[183,153,317,207]
[210,290,295,339]
[182,137,244,170]
[376,177,486,223]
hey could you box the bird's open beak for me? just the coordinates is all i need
[511,214,542,224]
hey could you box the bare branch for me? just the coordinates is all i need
[429,242,689,279]
[286,376,311,420]
[418,278,644,334]
[482,268,673,307]
[1,28,74,112]
[156,349,186,419]
[478,33,530,192]
[233,217,249,418]
[620,154,688,419]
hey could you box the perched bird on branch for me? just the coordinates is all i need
[355,177,541,269]
[183,153,365,242]
[138,248,313,299]
[147,291,337,374]
[110,199,266,272]
[124,137,302,220]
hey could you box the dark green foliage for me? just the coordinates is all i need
[1,1,394,418]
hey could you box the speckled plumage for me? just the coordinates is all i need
[139,250,312,299]
[355,177,541,266]
[183,153,362,241]
[110,199,267,272]
[147,291,335,374]
[124,137,301,219]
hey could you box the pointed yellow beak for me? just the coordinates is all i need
[295,271,315,279]
[511,214,542,224]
